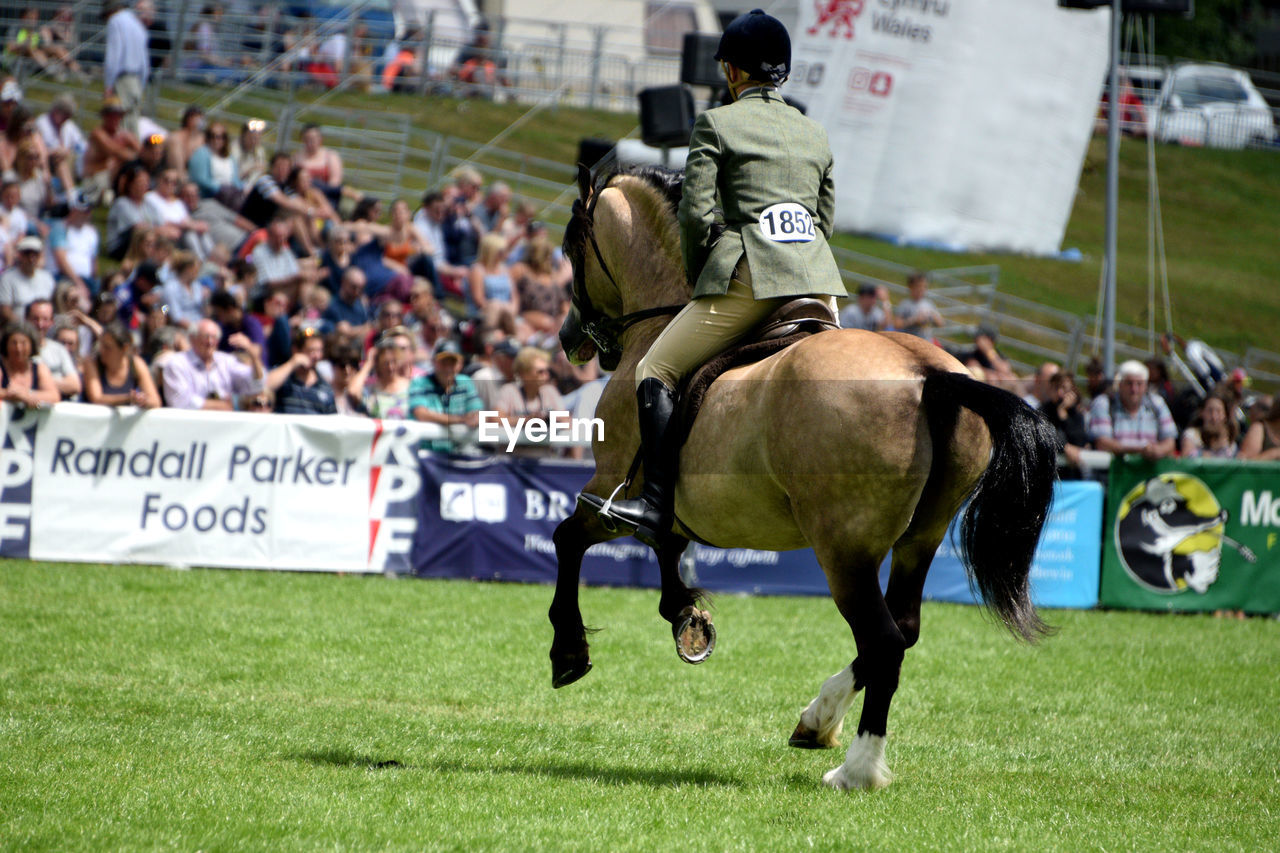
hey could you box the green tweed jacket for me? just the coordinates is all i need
[677,88,846,300]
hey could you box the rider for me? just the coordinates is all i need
[596,9,846,547]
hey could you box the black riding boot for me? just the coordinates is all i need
[601,378,679,548]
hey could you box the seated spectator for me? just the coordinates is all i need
[0,236,55,325]
[1039,371,1091,475]
[347,198,412,302]
[161,252,208,330]
[385,198,436,286]
[1087,359,1177,460]
[319,226,354,294]
[0,321,60,408]
[1084,356,1110,400]
[108,165,178,260]
[413,191,469,298]
[180,179,249,254]
[840,283,888,332]
[450,24,509,92]
[893,272,944,338]
[494,346,564,457]
[0,179,30,268]
[266,327,336,415]
[120,132,169,186]
[1022,362,1060,409]
[39,4,88,81]
[251,214,313,307]
[187,121,242,206]
[231,119,267,186]
[1180,394,1239,459]
[166,106,205,175]
[82,321,161,408]
[476,181,511,235]
[145,168,212,258]
[48,193,99,300]
[364,300,406,353]
[209,289,264,360]
[12,140,53,224]
[185,4,248,84]
[467,233,518,336]
[24,298,81,399]
[114,259,163,328]
[0,79,19,134]
[323,266,372,341]
[36,95,86,180]
[82,97,139,204]
[409,340,483,453]
[349,333,411,419]
[286,167,338,250]
[162,317,263,410]
[962,325,1018,386]
[328,344,364,415]
[404,278,450,355]
[239,152,312,231]
[381,29,422,93]
[3,10,52,76]
[469,334,516,410]
[50,316,82,361]
[295,124,346,207]
[1238,396,1280,462]
[511,234,568,342]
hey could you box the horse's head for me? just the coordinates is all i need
[560,163,689,370]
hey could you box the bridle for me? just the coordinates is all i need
[568,191,684,366]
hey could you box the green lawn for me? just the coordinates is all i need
[3,560,1277,850]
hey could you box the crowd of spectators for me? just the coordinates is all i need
[0,43,595,456]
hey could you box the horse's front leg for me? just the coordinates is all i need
[655,533,715,664]
[548,508,608,688]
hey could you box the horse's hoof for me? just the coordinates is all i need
[551,655,593,689]
[674,607,715,664]
[788,722,831,749]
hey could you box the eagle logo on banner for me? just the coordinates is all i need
[1114,473,1256,595]
[808,0,865,39]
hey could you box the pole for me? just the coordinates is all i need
[1103,0,1121,378]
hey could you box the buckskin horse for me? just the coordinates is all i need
[548,164,1057,790]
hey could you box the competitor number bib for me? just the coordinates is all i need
[758,202,816,243]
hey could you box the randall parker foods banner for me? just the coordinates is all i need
[787,0,1110,254]
[2,403,424,573]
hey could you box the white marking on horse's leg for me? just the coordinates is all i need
[823,732,891,791]
[798,665,859,747]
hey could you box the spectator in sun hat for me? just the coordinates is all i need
[0,236,55,326]
[1088,359,1176,459]
[82,96,140,204]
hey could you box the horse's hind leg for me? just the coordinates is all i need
[548,508,608,688]
[790,662,858,749]
[817,549,904,791]
[655,532,714,664]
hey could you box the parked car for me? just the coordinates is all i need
[1147,63,1277,150]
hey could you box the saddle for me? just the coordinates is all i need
[675,297,838,445]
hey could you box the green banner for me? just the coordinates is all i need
[1100,457,1280,614]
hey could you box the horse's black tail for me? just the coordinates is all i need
[922,369,1059,642]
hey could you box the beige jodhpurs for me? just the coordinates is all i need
[637,260,787,390]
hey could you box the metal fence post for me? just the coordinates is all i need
[588,26,605,111]
[427,134,447,190]
[172,0,191,83]
[342,9,357,80]
[417,9,437,95]
[554,23,567,109]
[395,115,411,191]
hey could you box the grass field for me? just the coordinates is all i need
[3,560,1278,850]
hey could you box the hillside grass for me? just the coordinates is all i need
[2,560,1278,850]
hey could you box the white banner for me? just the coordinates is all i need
[20,404,424,572]
[788,0,1109,255]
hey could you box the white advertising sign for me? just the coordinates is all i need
[23,405,423,572]
[789,0,1110,254]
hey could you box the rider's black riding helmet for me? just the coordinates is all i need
[714,9,791,85]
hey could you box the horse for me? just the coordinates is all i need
[548,164,1058,790]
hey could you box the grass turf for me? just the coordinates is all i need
[2,560,1277,850]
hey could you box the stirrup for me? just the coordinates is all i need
[579,483,634,535]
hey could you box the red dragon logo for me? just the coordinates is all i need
[808,0,865,39]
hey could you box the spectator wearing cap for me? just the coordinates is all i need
[409,340,484,453]
[47,194,99,301]
[209,289,264,360]
[0,80,22,135]
[840,283,888,332]
[0,236,55,325]
[83,97,140,203]
[162,317,263,410]
[103,0,150,137]
[24,299,81,400]
[36,94,87,179]
[265,327,337,415]
[1087,359,1177,459]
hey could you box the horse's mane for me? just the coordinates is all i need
[563,164,722,290]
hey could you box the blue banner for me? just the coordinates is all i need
[412,455,1102,609]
